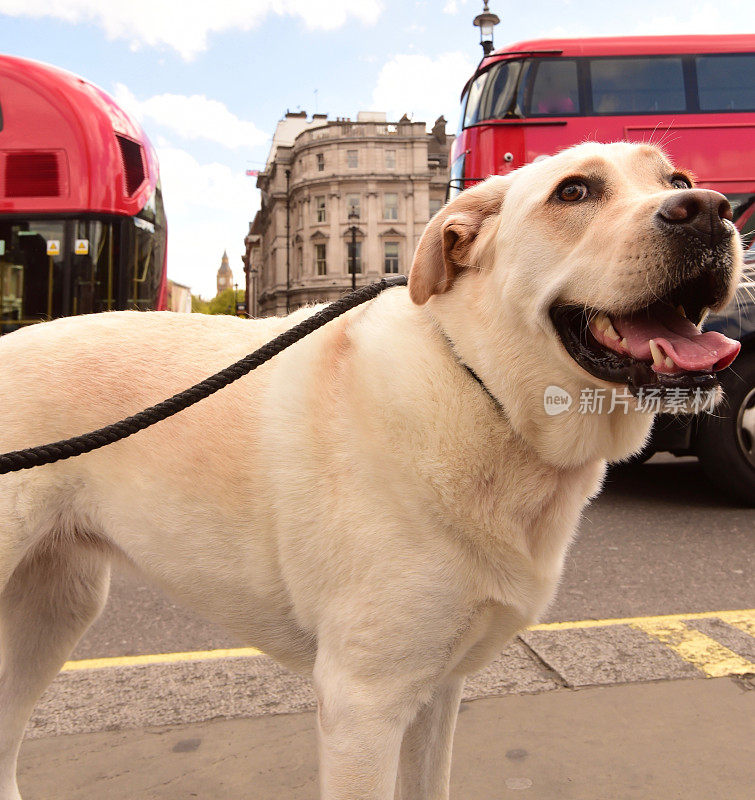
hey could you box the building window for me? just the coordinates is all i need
[297,202,303,228]
[384,192,398,220]
[346,194,361,219]
[316,153,324,171]
[297,246,303,277]
[315,243,327,275]
[347,149,358,169]
[347,241,362,274]
[385,149,396,169]
[384,241,399,273]
[429,198,443,218]
[315,196,326,223]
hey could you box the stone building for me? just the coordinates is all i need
[216,250,233,295]
[243,111,453,317]
[166,279,192,313]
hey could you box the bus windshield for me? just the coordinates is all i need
[461,52,755,127]
[463,59,523,127]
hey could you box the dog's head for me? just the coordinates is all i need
[409,142,743,465]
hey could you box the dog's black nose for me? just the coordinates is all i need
[656,189,733,246]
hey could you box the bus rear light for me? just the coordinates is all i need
[4,152,60,197]
[115,134,146,196]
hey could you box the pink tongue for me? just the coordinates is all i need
[609,308,740,373]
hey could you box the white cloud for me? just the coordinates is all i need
[113,84,268,150]
[442,0,471,14]
[156,144,258,298]
[539,1,751,37]
[632,4,748,35]
[371,51,476,129]
[0,0,383,59]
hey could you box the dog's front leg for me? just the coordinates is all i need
[394,676,464,800]
[313,654,421,800]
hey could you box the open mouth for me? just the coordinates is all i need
[550,271,741,391]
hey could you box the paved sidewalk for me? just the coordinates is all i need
[22,609,755,739]
[18,677,754,800]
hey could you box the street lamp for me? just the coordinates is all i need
[233,282,238,316]
[473,1,500,56]
[348,208,359,292]
[285,168,291,313]
[249,267,258,318]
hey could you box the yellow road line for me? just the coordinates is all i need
[61,609,755,673]
[528,608,755,632]
[718,610,755,637]
[62,646,264,672]
[631,619,755,678]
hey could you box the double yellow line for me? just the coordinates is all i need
[62,608,755,679]
[527,609,755,678]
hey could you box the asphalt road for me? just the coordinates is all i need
[70,454,754,661]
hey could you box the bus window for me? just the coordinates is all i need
[527,59,580,116]
[463,72,488,128]
[71,220,119,315]
[130,219,162,309]
[457,91,467,136]
[697,54,755,111]
[590,57,685,114]
[448,153,466,200]
[478,60,522,121]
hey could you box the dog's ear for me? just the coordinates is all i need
[408,178,506,305]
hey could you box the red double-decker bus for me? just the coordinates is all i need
[453,34,755,502]
[0,55,167,335]
[453,35,755,224]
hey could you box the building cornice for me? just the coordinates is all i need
[293,135,426,155]
[288,174,433,194]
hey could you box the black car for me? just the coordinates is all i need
[647,217,755,505]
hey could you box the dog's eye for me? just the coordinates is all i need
[557,181,589,202]
[670,175,692,190]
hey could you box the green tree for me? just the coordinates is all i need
[207,288,244,316]
[191,294,210,313]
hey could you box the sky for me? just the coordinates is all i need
[0,0,752,298]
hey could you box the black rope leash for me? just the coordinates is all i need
[0,275,408,475]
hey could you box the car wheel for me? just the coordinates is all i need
[696,350,755,506]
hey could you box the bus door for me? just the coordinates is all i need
[70,220,120,316]
[0,219,68,332]
[123,217,163,310]
[0,217,122,333]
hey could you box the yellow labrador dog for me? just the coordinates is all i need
[0,142,742,800]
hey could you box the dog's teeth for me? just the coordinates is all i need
[605,322,620,341]
[594,313,610,332]
[664,356,674,369]
[649,339,664,367]
[621,338,628,349]
[701,306,711,320]
[676,305,686,318]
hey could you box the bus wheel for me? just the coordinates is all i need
[696,350,755,506]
